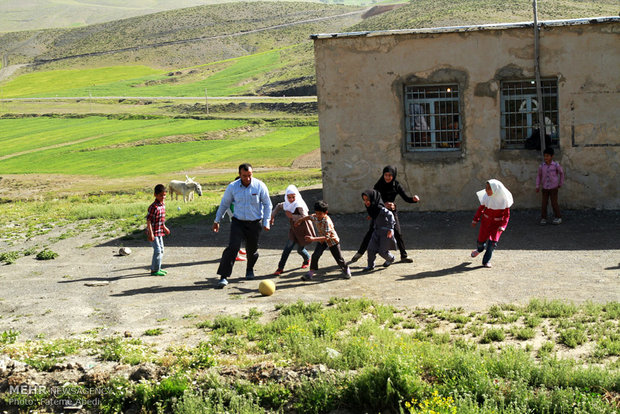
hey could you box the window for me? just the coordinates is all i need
[404,84,460,151]
[500,79,559,149]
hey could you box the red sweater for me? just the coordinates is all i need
[473,205,510,242]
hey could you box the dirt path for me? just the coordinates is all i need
[0,188,618,349]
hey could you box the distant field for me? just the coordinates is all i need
[1,46,299,98]
[0,66,163,98]
[0,116,319,177]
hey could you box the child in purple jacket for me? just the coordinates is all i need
[536,147,565,225]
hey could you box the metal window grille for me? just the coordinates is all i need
[404,84,460,151]
[500,79,559,149]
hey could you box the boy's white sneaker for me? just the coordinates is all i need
[540,218,547,225]
[552,218,562,225]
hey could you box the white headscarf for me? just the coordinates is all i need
[476,179,514,210]
[283,185,309,214]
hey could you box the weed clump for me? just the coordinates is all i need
[36,249,58,260]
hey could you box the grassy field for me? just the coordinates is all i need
[0,114,321,243]
[0,116,319,176]
[0,298,618,413]
[0,46,304,98]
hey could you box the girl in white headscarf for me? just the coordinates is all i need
[470,179,513,268]
[269,185,315,275]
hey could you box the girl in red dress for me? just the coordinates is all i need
[470,179,513,268]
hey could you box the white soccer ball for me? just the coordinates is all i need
[119,247,132,256]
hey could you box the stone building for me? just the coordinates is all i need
[311,17,619,212]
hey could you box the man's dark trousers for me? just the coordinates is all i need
[217,218,262,279]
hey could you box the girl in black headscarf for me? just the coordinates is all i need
[349,166,420,265]
[361,189,397,271]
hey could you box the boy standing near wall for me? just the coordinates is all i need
[536,148,565,225]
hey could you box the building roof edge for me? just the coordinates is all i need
[309,16,619,40]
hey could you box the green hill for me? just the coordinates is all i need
[0,0,369,32]
[0,2,364,68]
[1,0,616,98]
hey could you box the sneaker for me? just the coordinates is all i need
[245,270,255,280]
[348,252,362,264]
[362,265,375,272]
[301,271,314,281]
[273,268,283,276]
[343,267,351,279]
[483,262,493,268]
[540,218,547,225]
[235,255,247,262]
[301,261,310,269]
[238,249,246,255]
[382,259,393,268]
[471,250,480,258]
[151,270,166,276]
[400,256,414,263]
[552,218,562,225]
[216,278,229,289]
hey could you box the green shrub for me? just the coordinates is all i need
[528,298,577,318]
[0,251,20,264]
[480,328,505,343]
[36,249,58,260]
[0,329,19,344]
[173,389,263,414]
[559,328,588,348]
[144,328,163,336]
[211,315,247,334]
[134,375,190,411]
[512,326,536,340]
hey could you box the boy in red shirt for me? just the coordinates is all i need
[146,184,170,276]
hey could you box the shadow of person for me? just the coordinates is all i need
[399,262,477,280]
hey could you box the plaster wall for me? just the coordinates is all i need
[313,21,619,212]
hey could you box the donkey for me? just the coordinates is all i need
[169,175,203,202]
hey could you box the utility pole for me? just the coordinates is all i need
[204,88,209,115]
[532,0,546,154]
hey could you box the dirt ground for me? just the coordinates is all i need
[1,187,619,350]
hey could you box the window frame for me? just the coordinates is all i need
[404,83,461,152]
[500,78,559,149]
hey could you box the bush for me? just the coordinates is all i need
[0,251,20,264]
[0,329,19,344]
[480,328,505,343]
[36,249,58,260]
[559,328,587,348]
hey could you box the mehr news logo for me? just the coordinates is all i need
[7,384,110,408]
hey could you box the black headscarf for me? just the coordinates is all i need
[362,189,384,219]
[374,165,398,200]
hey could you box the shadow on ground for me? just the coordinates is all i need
[100,188,620,251]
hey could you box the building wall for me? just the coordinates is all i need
[313,21,619,212]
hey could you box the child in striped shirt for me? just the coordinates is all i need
[295,200,351,281]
